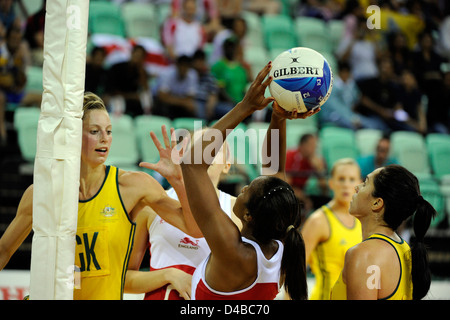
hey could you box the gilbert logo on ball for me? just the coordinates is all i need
[269,47,333,113]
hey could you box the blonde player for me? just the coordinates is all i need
[125,127,241,300]
[331,165,436,300]
[0,92,198,299]
[301,158,362,300]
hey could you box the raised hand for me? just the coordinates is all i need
[139,125,185,182]
[240,61,275,113]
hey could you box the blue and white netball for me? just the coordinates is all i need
[269,47,333,113]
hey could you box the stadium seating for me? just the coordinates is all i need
[295,16,331,54]
[242,11,265,48]
[89,1,126,37]
[134,115,172,164]
[419,177,446,228]
[327,19,345,53]
[106,114,139,170]
[121,2,160,40]
[391,131,431,176]
[227,124,260,181]
[286,124,318,150]
[244,45,270,80]
[426,133,450,179]
[25,66,44,94]
[355,128,383,156]
[172,117,206,132]
[13,107,41,162]
[319,127,358,170]
[261,14,297,51]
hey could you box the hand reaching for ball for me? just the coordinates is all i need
[272,100,321,120]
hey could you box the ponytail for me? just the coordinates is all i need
[411,196,436,300]
[281,226,308,300]
[372,165,437,300]
[246,176,308,300]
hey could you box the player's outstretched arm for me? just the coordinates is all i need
[0,185,33,270]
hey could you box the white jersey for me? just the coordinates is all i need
[144,188,232,300]
[191,237,284,300]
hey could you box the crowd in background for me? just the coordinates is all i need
[0,0,449,188]
[1,1,449,143]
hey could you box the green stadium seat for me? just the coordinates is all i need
[320,127,358,171]
[418,178,446,228]
[426,133,450,178]
[295,17,331,54]
[25,66,43,94]
[227,125,260,181]
[134,115,172,164]
[262,14,297,51]
[327,19,345,53]
[89,2,126,37]
[106,114,139,170]
[286,125,318,150]
[13,107,41,162]
[355,128,383,156]
[172,117,205,132]
[244,45,270,79]
[391,131,430,175]
[121,2,160,40]
[242,11,265,48]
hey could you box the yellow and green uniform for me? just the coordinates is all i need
[309,205,362,300]
[74,166,135,300]
[331,233,413,300]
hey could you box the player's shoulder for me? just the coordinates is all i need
[345,236,394,266]
[118,168,156,186]
[305,207,328,227]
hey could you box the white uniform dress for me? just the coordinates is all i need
[191,237,284,300]
[144,188,232,300]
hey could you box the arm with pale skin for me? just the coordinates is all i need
[124,207,192,299]
[138,126,202,238]
[0,185,33,271]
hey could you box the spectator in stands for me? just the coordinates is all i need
[211,37,251,119]
[153,54,198,120]
[162,0,206,61]
[104,45,150,117]
[209,16,247,66]
[0,0,19,31]
[23,0,46,67]
[411,31,449,134]
[355,59,400,131]
[285,133,329,216]
[393,69,427,134]
[439,70,450,133]
[85,47,107,97]
[191,49,218,120]
[319,61,363,130]
[170,0,221,38]
[0,25,30,144]
[385,31,413,78]
[337,17,381,82]
[216,0,242,30]
[297,0,338,20]
[244,0,280,15]
[338,0,365,41]
[357,134,398,179]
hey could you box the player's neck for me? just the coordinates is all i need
[79,164,106,200]
[329,199,350,215]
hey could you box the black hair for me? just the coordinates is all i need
[176,54,192,65]
[372,164,436,300]
[298,133,315,146]
[245,176,307,300]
